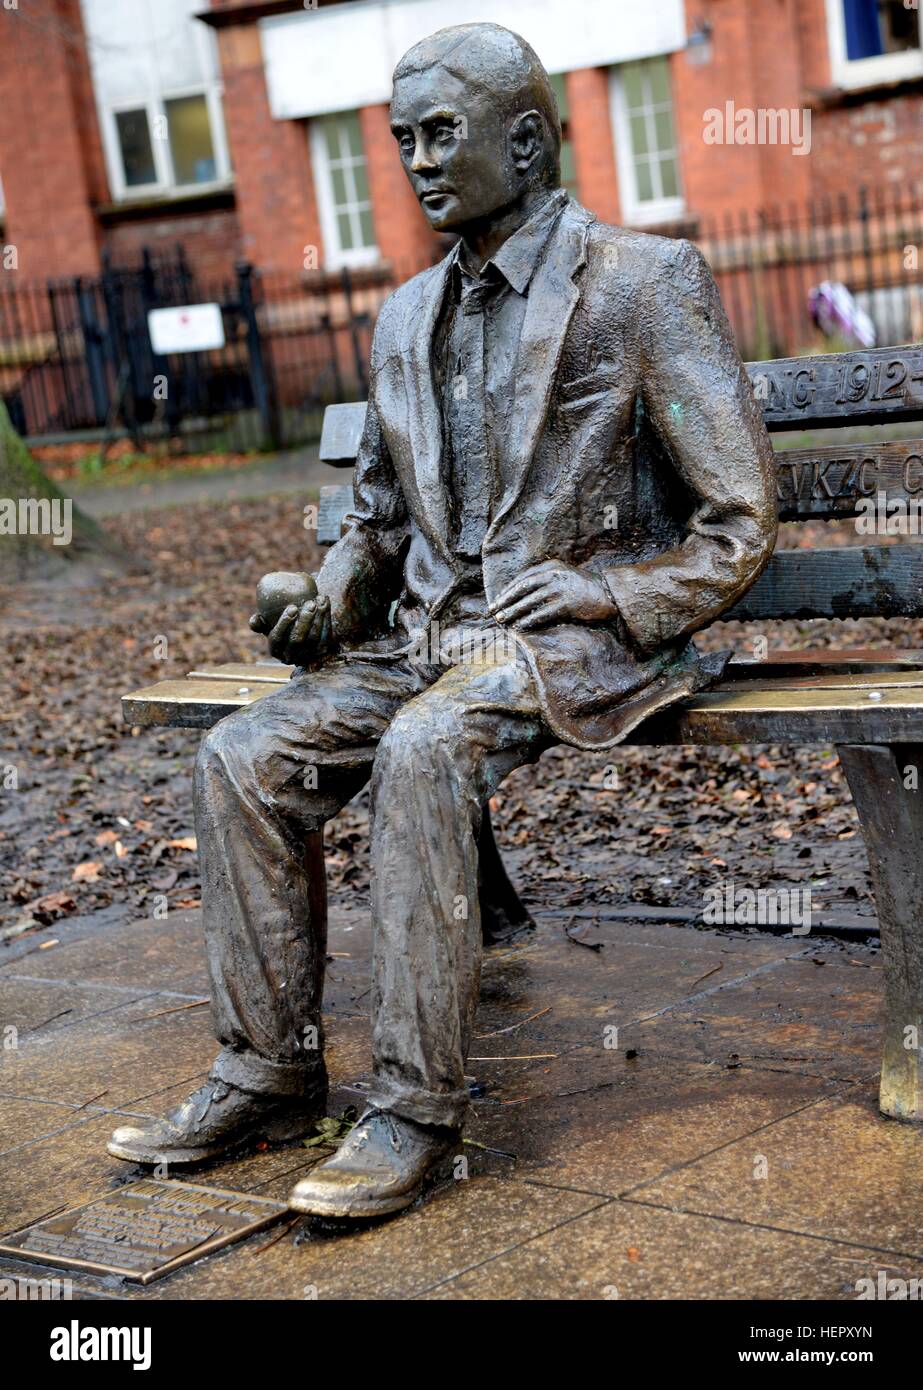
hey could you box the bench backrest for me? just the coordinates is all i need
[317,345,923,623]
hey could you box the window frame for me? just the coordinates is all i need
[309,112,379,270]
[826,0,923,90]
[102,85,230,202]
[608,58,684,228]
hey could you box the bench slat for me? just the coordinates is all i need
[122,679,271,729]
[723,545,923,621]
[629,681,923,746]
[319,448,923,534]
[746,347,923,430]
[313,351,923,476]
[123,662,923,745]
[318,402,367,464]
[776,439,923,520]
[186,664,292,683]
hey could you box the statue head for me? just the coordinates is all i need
[390,22,562,235]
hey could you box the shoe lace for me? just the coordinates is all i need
[190,1078,230,1131]
[361,1108,403,1153]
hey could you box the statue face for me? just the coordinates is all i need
[390,67,521,233]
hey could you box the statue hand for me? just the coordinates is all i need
[490,561,619,630]
[249,594,336,665]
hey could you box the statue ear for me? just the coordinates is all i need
[509,110,545,174]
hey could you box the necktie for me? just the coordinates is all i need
[452,275,499,557]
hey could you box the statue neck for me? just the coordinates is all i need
[458,185,559,271]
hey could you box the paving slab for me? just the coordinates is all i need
[464,1048,845,1194]
[6,912,210,995]
[0,1114,126,1236]
[0,901,912,1301]
[0,996,215,1109]
[628,1080,923,1258]
[475,916,808,1046]
[0,1097,107,1155]
[420,1197,923,1300]
[0,976,157,1037]
[132,1174,604,1300]
[634,953,883,1081]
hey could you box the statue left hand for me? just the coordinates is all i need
[490,560,620,630]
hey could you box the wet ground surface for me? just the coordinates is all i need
[0,901,920,1300]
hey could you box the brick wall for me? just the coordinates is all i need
[216,23,322,274]
[671,0,814,224]
[101,205,244,286]
[566,67,621,225]
[3,0,923,292]
[0,0,105,278]
[811,94,923,195]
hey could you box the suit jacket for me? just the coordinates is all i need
[317,196,777,750]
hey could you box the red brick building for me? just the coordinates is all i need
[0,0,921,288]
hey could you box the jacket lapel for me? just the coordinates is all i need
[401,255,454,561]
[487,201,592,540]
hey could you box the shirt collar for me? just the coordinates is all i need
[451,188,569,300]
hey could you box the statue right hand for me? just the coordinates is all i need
[249,594,335,666]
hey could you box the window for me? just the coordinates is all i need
[609,57,683,226]
[310,111,377,269]
[114,110,157,188]
[548,73,577,195]
[827,0,923,87]
[164,96,219,186]
[81,0,231,200]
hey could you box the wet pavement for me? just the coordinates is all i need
[1,903,921,1300]
[72,445,343,519]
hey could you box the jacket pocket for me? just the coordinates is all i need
[556,369,622,410]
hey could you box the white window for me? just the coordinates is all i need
[310,112,378,269]
[826,0,923,89]
[609,56,684,227]
[80,0,231,201]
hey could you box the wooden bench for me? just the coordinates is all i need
[124,344,923,1125]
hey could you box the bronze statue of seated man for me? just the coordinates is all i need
[108,21,776,1219]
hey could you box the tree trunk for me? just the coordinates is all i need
[0,402,127,584]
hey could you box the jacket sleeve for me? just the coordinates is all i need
[603,238,777,654]
[315,303,410,643]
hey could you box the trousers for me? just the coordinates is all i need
[193,630,551,1129]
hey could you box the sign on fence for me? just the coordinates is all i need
[148,303,225,354]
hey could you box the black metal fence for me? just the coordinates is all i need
[699,182,923,361]
[0,248,392,452]
[2,184,922,452]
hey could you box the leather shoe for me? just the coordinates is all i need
[288,1109,457,1218]
[107,1074,326,1167]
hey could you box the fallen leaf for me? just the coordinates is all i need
[167,837,197,852]
[72,861,103,882]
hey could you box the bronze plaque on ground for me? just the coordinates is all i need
[0,1179,288,1284]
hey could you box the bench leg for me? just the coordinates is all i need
[838,743,923,1121]
[478,810,535,945]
